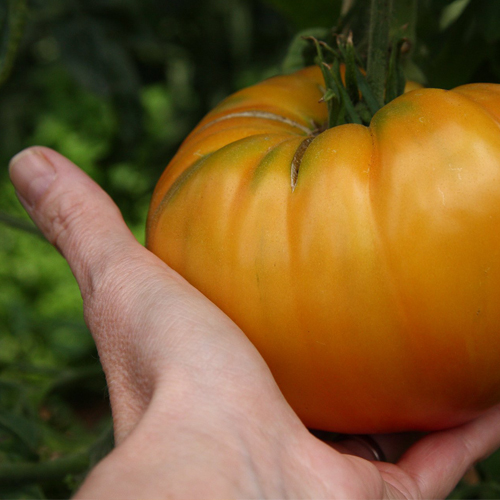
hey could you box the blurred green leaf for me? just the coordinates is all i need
[0,412,40,457]
[439,0,470,30]
[281,27,329,73]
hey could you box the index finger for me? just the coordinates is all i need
[396,404,500,499]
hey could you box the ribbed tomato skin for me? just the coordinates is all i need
[147,66,500,433]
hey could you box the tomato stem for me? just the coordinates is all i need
[367,0,393,108]
[308,0,409,128]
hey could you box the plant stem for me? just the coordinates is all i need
[341,0,355,15]
[0,453,90,487]
[0,211,45,239]
[366,0,393,107]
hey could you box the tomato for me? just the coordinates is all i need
[146,65,500,433]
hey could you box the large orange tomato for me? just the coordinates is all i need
[146,65,500,433]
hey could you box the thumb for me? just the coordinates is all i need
[9,146,163,436]
[8,146,138,295]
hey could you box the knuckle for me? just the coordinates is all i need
[82,251,147,332]
[44,190,95,250]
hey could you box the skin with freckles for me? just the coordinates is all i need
[9,145,500,499]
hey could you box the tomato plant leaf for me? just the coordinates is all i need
[281,27,329,73]
[439,0,471,30]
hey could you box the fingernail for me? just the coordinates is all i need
[9,148,57,208]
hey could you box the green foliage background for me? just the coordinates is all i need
[0,0,500,497]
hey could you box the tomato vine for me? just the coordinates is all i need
[310,0,415,127]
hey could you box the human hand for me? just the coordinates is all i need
[9,146,500,499]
